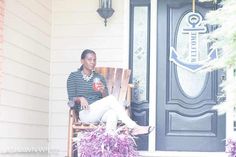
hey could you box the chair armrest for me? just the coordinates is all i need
[128,83,134,88]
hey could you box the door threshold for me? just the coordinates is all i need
[139,151,228,157]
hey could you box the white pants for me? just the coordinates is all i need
[79,95,137,131]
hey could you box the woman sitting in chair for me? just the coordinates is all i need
[67,49,154,135]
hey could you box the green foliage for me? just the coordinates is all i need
[204,0,236,68]
[202,0,236,111]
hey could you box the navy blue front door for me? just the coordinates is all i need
[156,0,226,151]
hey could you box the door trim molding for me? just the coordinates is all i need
[148,0,157,152]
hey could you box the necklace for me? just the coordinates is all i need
[81,70,94,82]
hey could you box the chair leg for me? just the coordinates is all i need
[67,110,73,157]
[72,142,78,157]
[67,133,72,157]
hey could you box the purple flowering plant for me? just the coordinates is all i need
[76,126,139,157]
[226,139,236,157]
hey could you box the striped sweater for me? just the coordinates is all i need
[67,69,108,110]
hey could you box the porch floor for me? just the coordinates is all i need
[139,151,228,157]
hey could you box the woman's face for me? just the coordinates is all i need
[81,53,96,71]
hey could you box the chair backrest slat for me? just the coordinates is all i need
[112,68,123,98]
[119,69,131,101]
[106,68,116,94]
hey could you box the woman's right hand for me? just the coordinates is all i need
[75,97,89,110]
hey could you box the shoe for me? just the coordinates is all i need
[146,126,154,135]
[130,126,154,136]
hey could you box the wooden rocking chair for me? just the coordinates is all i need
[66,67,133,157]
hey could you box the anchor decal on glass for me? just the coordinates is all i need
[170,12,218,73]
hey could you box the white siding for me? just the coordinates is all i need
[0,0,51,156]
[0,0,4,97]
[50,0,129,156]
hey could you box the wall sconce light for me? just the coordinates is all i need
[97,0,114,26]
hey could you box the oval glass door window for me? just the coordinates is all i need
[175,12,208,98]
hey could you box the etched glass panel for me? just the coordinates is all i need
[132,7,148,102]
